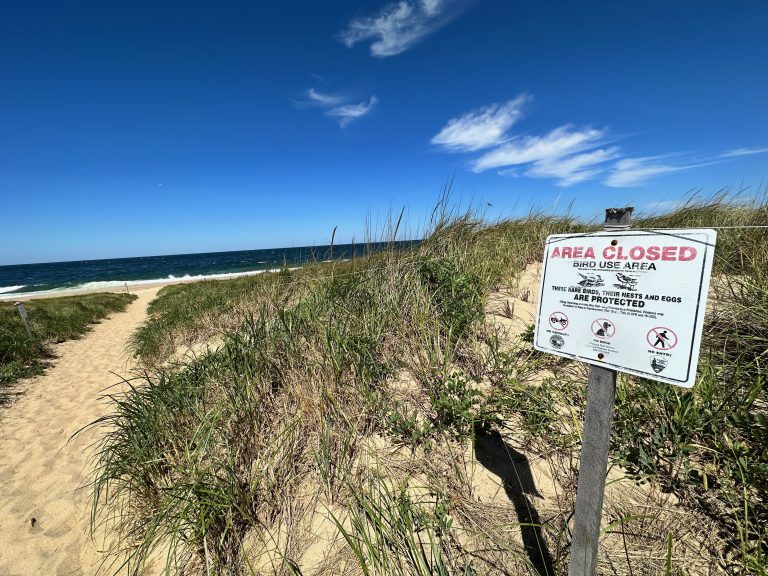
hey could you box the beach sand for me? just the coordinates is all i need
[0,287,159,576]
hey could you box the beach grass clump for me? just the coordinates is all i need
[90,211,529,574]
[0,292,136,394]
[90,193,767,575]
[129,273,281,363]
[332,475,463,576]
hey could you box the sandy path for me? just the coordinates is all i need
[0,287,159,576]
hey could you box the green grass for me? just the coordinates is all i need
[89,207,535,574]
[331,475,464,576]
[86,193,767,575]
[0,292,137,395]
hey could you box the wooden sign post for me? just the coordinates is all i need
[14,301,32,337]
[568,208,632,576]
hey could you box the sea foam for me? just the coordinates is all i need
[0,269,290,301]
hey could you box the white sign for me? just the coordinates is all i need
[534,229,717,387]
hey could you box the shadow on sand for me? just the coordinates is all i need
[474,427,555,575]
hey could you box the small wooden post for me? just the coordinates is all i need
[568,207,633,576]
[14,301,32,338]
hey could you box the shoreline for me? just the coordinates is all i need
[0,267,290,302]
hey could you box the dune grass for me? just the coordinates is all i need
[87,194,766,575]
[0,292,137,397]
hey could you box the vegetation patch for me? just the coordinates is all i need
[0,292,136,398]
[88,196,766,575]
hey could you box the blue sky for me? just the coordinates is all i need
[1,0,766,264]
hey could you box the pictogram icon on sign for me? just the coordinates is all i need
[549,312,568,330]
[647,327,678,350]
[591,318,615,338]
[550,335,565,349]
[650,357,668,373]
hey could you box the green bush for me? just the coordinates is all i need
[430,372,494,441]
[384,405,434,449]
[419,256,485,341]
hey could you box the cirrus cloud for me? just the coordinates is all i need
[340,0,465,57]
[326,96,379,129]
[431,95,530,152]
[719,147,768,158]
[306,88,346,107]
[431,96,616,186]
[431,95,762,187]
[472,125,606,173]
[525,146,621,186]
[604,156,712,188]
[294,87,378,129]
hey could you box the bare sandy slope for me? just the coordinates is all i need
[0,287,159,576]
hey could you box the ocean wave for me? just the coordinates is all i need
[0,269,293,301]
[0,285,26,295]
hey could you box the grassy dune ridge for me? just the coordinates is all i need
[90,197,766,575]
[0,292,137,393]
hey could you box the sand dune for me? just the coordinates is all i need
[0,287,159,576]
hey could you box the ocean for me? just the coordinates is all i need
[0,241,419,300]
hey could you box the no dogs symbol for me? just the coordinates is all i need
[647,327,678,350]
[591,318,615,338]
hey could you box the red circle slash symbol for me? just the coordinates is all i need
[549,312,568,330]
[646,327,678,350]
[591,318,615,338]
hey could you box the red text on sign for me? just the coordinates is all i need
[550,245,697,262]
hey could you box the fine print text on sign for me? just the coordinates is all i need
[534,229,717,387]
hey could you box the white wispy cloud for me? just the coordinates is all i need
[431,96,616,186]
[326,96,379,128]
[720,147,768,158]
[306,88,346,106]
[526,147,621,186]
[472,126,606,172]
[431,95,530,152]
[340,0,462,57]
[432,95,760,187]
[295,86,378,129]
[604,157,698,187]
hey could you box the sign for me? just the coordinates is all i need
[534,229,716,387]
[14,301,32,337]
[15,302,28,322]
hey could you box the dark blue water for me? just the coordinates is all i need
[0,241,419,298]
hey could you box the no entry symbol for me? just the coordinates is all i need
[549,311,568,330]
[591,318,615,338]
[647,327,678,350]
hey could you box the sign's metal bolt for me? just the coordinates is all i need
[610,239,618,246]
[597,353,605,360]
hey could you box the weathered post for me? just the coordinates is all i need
[567,207,633,576]
[14,301,32,338]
